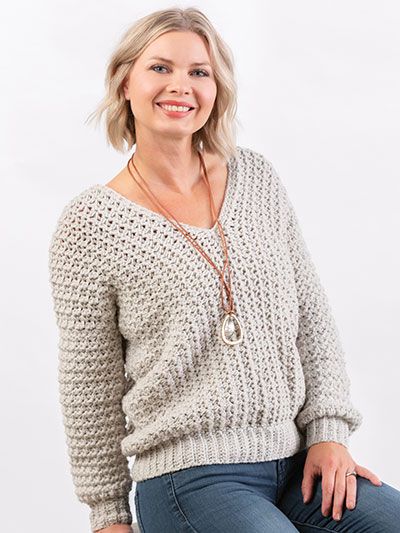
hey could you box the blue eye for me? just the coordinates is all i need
[150,65,209,77]
[193,69,210,77]
[151,65,168,73]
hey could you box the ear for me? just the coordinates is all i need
[122,77,130,100]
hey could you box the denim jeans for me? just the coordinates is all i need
[134,448,400,532]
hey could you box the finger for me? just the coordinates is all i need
[332,468,347,521]
[346,472,358,510]
[321,466,336,517]
[301,468,315,503]
[356,465,382,486]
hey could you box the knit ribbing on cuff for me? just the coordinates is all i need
[89,495,132,532]
[306,416,350,449]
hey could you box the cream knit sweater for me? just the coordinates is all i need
[48,145,363,531]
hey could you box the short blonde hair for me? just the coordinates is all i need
[85,6,240,162]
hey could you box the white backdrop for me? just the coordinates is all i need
[1,1,399,531]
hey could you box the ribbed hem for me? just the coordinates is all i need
[89,495,132,532]
[130,420,307,482]
[306,416,350,449]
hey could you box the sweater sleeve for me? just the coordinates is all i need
[48,207,133,532]
[270,161,363,449]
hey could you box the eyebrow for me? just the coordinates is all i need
[147,56,212,67]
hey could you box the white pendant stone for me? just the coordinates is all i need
[221,311,243,345]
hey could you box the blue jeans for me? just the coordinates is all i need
[134,448,400,532]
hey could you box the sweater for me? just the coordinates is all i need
[48,145,363,531]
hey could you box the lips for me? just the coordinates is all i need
[156,100,195,108]
[156,103,195,110]
[155,103,195,118]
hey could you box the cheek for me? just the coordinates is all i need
[198,83,217,108]
[129,72,161,96]
[128,83,161,115]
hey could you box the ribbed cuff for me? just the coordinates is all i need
[306,416,350,449]
[89,495,132,532]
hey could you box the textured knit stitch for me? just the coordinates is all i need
[48,145,363,531]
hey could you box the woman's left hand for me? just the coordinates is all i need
[301,441,382,521]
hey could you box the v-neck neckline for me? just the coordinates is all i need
[92,150,239,235]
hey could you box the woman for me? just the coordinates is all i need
[48,7,400,533]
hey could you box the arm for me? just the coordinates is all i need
[270,161,363,449]
[48,209,132,532]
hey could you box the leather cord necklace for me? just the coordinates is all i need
[126,148,244,346]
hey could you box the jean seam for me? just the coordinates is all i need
[276,458,289,503]
[134,488,146,533]
[275,459,280,502]
[168,473,199,532]
[290,519,334,532]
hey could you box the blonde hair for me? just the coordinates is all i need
[85,6,240,162]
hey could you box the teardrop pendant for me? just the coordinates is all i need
[221,311,243,345]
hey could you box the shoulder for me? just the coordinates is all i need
[235,146,293,217]
[48,184,125,290]
[235,145,276,175]
[49,186,96,241]
[48,184,114,265]
[235,145,285,191]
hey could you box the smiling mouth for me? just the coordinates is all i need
[156,103,195,113]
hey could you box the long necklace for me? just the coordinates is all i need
[126,149,244,346]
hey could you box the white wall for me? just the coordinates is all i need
[1,1,398,531]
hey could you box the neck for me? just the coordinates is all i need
[130,138,209,196]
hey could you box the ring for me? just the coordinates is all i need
[345,470,357,478]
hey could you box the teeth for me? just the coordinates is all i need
[159,103,192,112]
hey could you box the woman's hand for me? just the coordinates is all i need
[301,442,382,521]
[94,525,133,533]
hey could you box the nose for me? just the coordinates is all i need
[166,71,193,94]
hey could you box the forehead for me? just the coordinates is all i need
[138,31,211,64]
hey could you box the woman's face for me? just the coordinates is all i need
[123,30,217,141]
